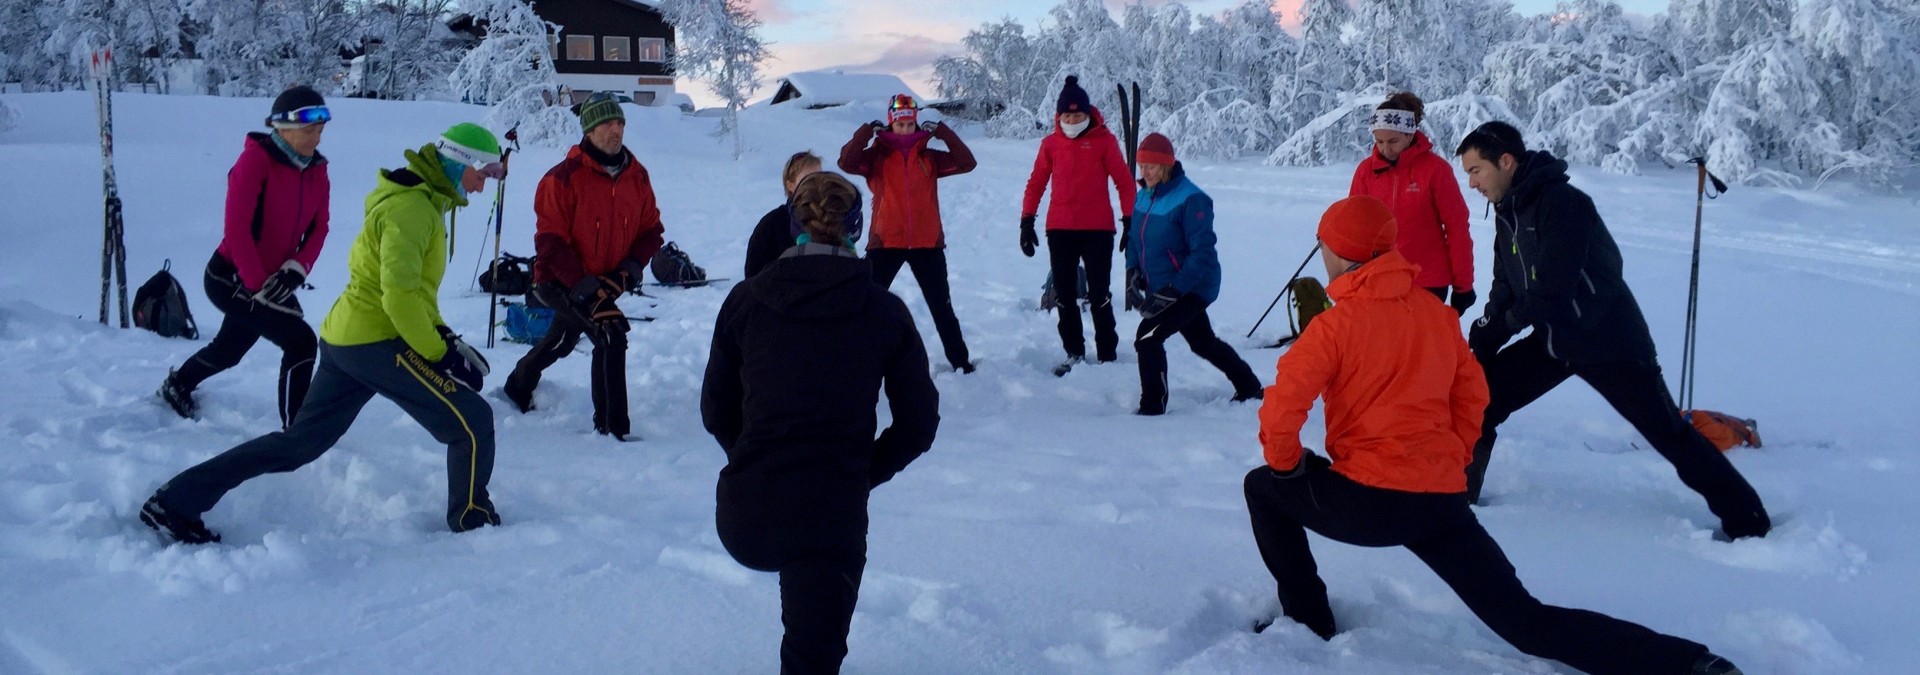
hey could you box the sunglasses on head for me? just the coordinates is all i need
[888,95,918,111]
[269,105,331,126]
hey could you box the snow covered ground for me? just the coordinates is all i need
[0,92,1915,674]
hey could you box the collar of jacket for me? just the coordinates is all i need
[393,145,468,210]
[1326,249,1419,302]
[1147,162,1189,198]
[1500,150,1570,214]
[877,130,931,156]
[1361,131,1432,175]
[248,131,327,170]
[780,242,860,259]
[576,141,632,175]
[1052,107,1111,139]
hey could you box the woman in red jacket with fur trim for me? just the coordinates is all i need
[1349,92,1476,315]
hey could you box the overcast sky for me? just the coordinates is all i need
[684,0,1673,107]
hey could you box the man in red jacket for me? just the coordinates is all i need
[839,94,979,373]
[1021,76,1137,373]
[1243,196,1742,675]
[503,93,665,440]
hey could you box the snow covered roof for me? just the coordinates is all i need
[770,70,919,109]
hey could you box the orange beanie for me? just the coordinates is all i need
[1317,195,1398,262]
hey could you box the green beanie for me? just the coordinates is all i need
[578,93,626,133]
[436,122,501,170]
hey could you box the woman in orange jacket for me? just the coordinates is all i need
[838,94,978,373]
[1349,92,1475,315]
[1242,196,1741,675]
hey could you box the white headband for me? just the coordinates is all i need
[1370,108,1418,135]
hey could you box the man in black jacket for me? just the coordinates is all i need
[702,171,939,674]
[1455,122,1770,540]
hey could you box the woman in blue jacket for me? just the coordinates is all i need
[1123,133,1263,415]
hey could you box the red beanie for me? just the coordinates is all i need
[1317,196,1398,262]
[1138,132,1176,166]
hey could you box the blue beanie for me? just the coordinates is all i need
[1057,76,1092,115]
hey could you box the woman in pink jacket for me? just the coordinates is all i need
[1349,92,1476,315]
[158,86,331,427]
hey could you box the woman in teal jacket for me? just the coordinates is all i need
[1124,133,1262,415]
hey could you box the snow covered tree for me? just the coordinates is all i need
[447,0,573,145]
[188,0,360,96]
[1792,0,1920,183]
[659,0,770,159]
[356,0,462,100]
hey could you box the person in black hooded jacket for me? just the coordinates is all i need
[702,170,940,675]
[1454,122,1770,541]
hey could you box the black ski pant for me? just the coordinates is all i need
[155,339,499,532]
[174,252,316,428]
[869,248,971,370]
[1135,294,1262,410]
[1046,231,1118,361]
[1467,333,1769,536]
[1243,466,1706,675]
[718,519,867,675]
[506,282,631,437]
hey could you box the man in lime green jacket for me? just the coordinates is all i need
[140,123,506,544]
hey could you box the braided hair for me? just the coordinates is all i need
[790,172,860,247]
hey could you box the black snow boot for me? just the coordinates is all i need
[139,496,220,544]
[1691,653,1743,675]
[158,369,197,419]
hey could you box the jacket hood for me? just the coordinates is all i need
[1506,150,1569,209]
[369,145,465,213]
[1359,130,1432,174]
[748,252,871,320]
[1051,107,1111,138]
[1327,249,1419,301]
[246,131,328,169]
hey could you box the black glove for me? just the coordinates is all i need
[1117,215,1131,252]
[569,276,603,305]
[920,121,943,134]
[433,326,489,391]
[619,259,649,293]
[867,120,886,132]
[253,260,307,309]
[1467,314,1509,363]
[1449,289,1477,317]
[1019,216,1038,257]
[1269,450,1331,479]
[1140,286,1180,319]
[1123,268,1147,311]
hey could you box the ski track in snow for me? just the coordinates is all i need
[2,92,1918,673]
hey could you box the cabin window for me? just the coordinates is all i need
[637,38,666,63]
[631,91,657,105]
[565,35,595,61]
[603,36,632,62]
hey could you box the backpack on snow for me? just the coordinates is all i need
[1039,265,1090,312]
[1268,276,1332,348]
[479,253,535,296]
[502,301,555,344]
[1682,410,1762,452]
[133,260,199,339]
[650,242,707,285]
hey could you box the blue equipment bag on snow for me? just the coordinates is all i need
[503,302,554,344]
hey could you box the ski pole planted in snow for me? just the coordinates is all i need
[1678,157,1728,411]
[485,127,519,349]
[1248,243,1321,338]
